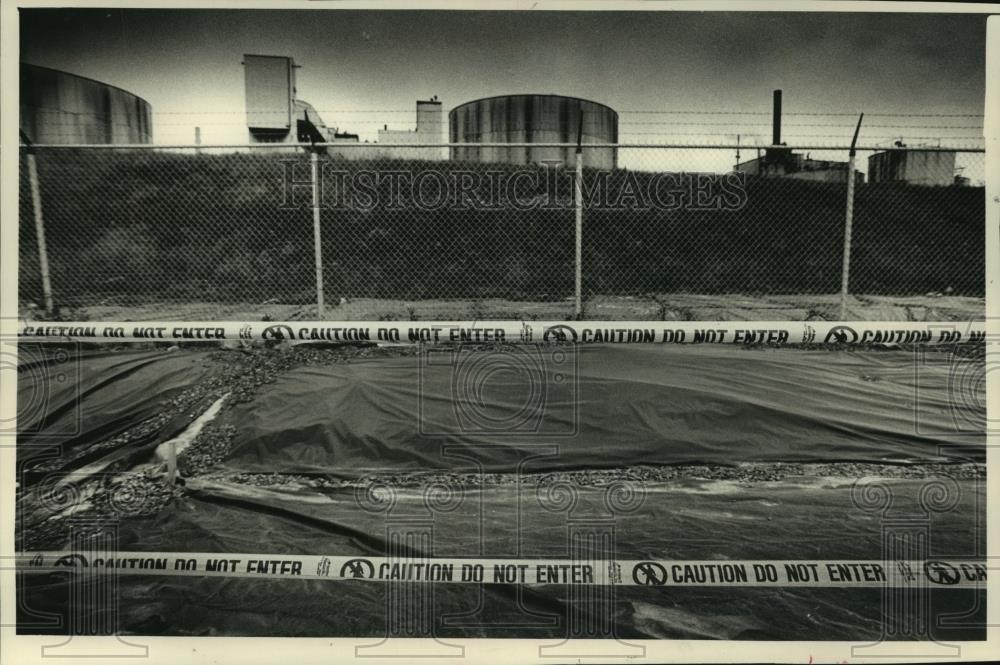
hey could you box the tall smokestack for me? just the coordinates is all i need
[772,89,782,146]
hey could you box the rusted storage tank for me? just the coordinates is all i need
[20,63,152,144]
[449,94,618,169]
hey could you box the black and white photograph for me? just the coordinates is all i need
[1,1,995,663]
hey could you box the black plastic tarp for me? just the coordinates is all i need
[223,345,982,475]
[16,344,986,638]
[19,477,986,639]
[18,347,219,476]
[17,344,984,480]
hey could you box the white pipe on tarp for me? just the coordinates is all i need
[152,392,230,485]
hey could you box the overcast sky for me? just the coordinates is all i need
[19,7,988,171]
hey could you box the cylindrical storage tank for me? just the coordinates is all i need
[20,64,152,144]
[449,94,618,169]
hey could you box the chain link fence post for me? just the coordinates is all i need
[574,114,585,319]
[839,115,864,320]
[574,149,583,319]
[24,140,55,316]
[310,148,326,318]
[839,155,857,320]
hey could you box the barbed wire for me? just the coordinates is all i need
[620,131,983,140]
[618,110,984,118]
[31,120,986,134]
[26,128,986,143]
[619,121,982,129]
[29,106,985,119]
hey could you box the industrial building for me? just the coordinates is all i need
[736,148,863,184]
[323,101,446,161]
[243,54,331,145]
[20,63,152,144]
[449,94,619,169]
[374,98,447,161]
[867,142,959,186]
[734,90,863,184]
[243,54,444,160]
[242,57,618,168]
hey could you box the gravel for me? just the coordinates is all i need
[18,343,417,549]
[204,461,985,493]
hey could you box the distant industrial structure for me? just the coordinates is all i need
[449,94,619,169]
[243,54,445,160]
[243,54,331,145]
[243,59,619,168]
[323,99,446,161]
[375,98,446,160]
[20,63,152,144]
[735,90,862,184]
[242,59,970,183]
[736,148,862,184]
[867,142,961,186]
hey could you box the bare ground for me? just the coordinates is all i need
[26,293,983,322]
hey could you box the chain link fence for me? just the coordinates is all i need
[18,143,984,322]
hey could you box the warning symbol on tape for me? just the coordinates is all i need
[54,554,89,568]
[632,561,667,586]
[924,560,961,585]
[340,558,375,579]
[16,551,988,588]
